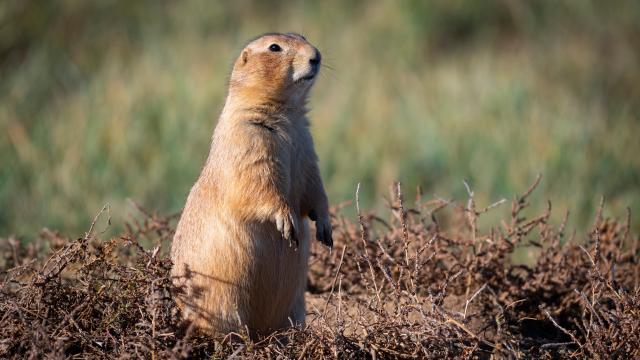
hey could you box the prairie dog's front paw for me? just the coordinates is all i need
[275,209,298,248]
[316,217,333,249]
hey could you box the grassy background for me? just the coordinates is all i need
[1,0,639,239]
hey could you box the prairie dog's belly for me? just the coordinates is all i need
[243,219,310,331]
[188,215,310,332]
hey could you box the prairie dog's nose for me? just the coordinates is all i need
[309,49,321,66]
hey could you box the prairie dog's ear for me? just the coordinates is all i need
[240,49,249,65]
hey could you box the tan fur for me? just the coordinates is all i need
[170,33,331,338]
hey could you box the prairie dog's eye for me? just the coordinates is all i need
[268,44,282,52]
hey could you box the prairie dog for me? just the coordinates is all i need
[170,33,332,337]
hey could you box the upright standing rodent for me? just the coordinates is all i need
[170,33,332,337]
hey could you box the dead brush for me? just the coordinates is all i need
[1,177,638,359]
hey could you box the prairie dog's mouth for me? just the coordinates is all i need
[301,73,316,81]
[294,71,317,84]
[296,67,319,83]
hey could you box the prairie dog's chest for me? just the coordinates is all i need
[289,123,313,164]
[211,115,314,187]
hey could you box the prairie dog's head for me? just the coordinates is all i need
[229,33,321,105]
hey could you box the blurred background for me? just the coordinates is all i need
[1,0,639,240]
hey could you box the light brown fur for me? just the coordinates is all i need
[170,33,331,337]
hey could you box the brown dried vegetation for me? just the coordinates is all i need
[1,177,638,359]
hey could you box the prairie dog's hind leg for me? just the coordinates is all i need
[284,219,310,329]
[286,288,306,328]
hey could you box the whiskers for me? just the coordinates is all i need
[319,61,339,82]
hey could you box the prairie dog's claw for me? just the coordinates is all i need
[275,210,298,248]
[316,217,333,249]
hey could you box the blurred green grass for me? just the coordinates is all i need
[1,0,639,239]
